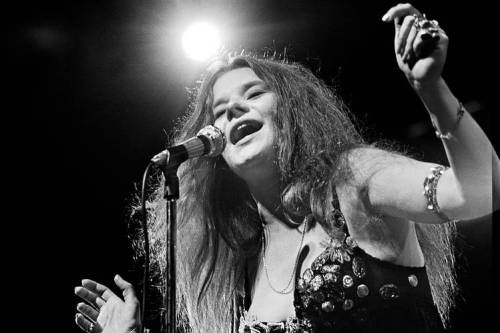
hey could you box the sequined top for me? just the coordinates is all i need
[238,208,444,333]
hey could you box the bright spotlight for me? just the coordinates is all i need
[182,22,221,61]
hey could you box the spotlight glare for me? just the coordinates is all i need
[182,22,221,61]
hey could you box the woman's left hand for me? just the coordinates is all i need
[382,3,449,89]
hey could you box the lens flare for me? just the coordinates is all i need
[182,22,221,61]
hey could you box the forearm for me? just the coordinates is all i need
[414,77,499,218]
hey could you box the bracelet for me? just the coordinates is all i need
[431,101,466,140]
[423,165,459,223]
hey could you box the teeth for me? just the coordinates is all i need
[231,121,262,144]
[237,124,247,131]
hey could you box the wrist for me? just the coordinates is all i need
[411,76,446,97]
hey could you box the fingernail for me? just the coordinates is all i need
[74,286,80,293]
[382,14,388,21]
[115,274,120,280]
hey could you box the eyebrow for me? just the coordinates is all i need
[212,79,267,110]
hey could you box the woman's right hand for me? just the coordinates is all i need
[74,274,141,333]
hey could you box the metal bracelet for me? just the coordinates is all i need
[423,165,458,223]
[431,101,466,140]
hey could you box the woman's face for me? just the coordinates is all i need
[212,67,278,183]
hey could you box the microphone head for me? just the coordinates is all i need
[197,125,226,157]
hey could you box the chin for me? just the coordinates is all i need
[224,145,276,182]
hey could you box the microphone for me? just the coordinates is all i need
[151,125,226,167]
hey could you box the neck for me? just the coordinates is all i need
[245,175,287,228]
[247,178,303,231]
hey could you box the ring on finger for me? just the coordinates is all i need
[413,13,441,40]
[88,323,95,333]
[414,14,440,29]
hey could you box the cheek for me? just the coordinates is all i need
[213,118,227,132]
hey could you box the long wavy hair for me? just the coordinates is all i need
[133,53,458,332]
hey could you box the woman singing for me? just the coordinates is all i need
[74,3,498,332]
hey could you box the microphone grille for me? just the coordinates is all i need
[197,125,226,157]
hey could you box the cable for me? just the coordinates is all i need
[140,161,153,333]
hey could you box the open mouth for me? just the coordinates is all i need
[230,120,263,144]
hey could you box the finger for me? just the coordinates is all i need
[382,3,422,23]
[414,27,447,59]
[402,24,419,62]
[81,279,116,301]
[114,274,137,303]
[77,302,99,322]
[395,14,417,55]
[75,286,105,309]
[75,313,100,333]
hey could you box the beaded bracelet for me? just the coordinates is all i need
[431,101,466,140]
[423,165,459,223]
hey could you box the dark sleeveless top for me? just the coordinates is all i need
[237,206,445,333]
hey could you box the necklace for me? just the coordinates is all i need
[261,215,309,295]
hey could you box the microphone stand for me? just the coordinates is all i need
[150,125,225,333]
[160,164,179,333]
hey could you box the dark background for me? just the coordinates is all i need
[8,0,494,331]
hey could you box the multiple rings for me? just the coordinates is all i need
[88,323,95,333]
[413,13,440,41]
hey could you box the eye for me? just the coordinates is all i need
[214,108,226,119]
[247,90,264,99]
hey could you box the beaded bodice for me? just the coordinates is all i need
[238,205,444,333]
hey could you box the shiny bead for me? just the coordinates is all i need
[379,284,400,300]
[321,265,336,274]
[336,250,344,264]
[342,299,354,311]
[301,295,311,308]
[333,219,345,229]
[323,272,337,283]
[352,257,366,278]
[343,275,354,288]
[311,275,324,291]
[357,284,369,298]
[408,274,419,287]
[311,259,323,272]
[303,268,313,283]
[321,301,335,312]
[329,251,338,263]
[345,236,357,248]
[427,204,434,210]
[297,278,306,292]
[329,209,346,229]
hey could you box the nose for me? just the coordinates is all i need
[226,99,249,121]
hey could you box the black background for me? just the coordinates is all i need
[8,0,494,331]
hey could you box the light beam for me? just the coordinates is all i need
[182,22,221,61]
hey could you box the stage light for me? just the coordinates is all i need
[182,22,221,61]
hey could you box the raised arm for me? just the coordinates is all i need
[350,4,498,224]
